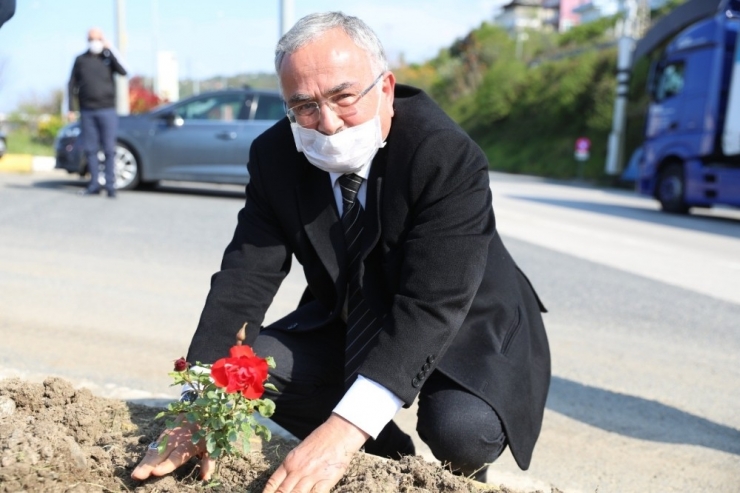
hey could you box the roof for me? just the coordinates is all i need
[632,0,723,63]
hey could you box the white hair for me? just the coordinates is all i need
[275,12,389,76]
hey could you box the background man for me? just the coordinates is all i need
[68,27,127,198]
[133,12,550,493]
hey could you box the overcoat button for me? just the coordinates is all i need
[412,377,420,387]
[422,363,430,372]
[287,323,298,329]
[427,355,436,363]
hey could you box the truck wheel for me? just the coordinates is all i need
[657,164,689,214]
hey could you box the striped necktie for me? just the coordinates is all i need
[338,173,384,386]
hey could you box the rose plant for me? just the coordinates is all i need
[156,337,277,460]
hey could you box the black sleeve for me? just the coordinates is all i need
[186,140,292,365]
[0,0,16,29]
[104,49,127,76]
[67,59,79,112]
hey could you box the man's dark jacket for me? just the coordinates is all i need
[68,49,127,111]
[187,84,551,470]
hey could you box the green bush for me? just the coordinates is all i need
[464,47,618,180]
[557,15,618,47]
[36,115,64,146]
[6,127,54,156]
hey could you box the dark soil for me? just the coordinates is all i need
[0,377,555,492]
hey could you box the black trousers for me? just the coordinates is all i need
[253,319,507,478]
[80,107,118,192]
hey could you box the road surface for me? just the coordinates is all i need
[0,170,738,492]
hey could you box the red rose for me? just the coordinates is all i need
[210,345,269,399]
[173,357,189,372]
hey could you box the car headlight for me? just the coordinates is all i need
[58,125,81,139]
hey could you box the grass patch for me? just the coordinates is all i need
[6,128,54,156]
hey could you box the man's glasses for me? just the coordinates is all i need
[286,72,384,127]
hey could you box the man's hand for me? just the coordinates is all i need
[262,413,369,493]
[131,416,216,482]
[67,112,76,123]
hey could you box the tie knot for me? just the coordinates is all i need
[338,173,363,212]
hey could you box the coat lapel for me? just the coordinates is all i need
[361,146,387,260]
[296,167,346,293]
[296,148,386,306]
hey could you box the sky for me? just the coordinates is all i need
[0,0,507,113]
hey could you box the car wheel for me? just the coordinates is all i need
[96,143,139,190]
[657,163,689,214]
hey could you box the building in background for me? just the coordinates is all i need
[535,0,671,31]
[494,0,559,34]
[543,0,589,31]
[573,0,670,25]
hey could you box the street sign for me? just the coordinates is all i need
[575,137,591,162]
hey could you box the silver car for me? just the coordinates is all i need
[55,89,284,189]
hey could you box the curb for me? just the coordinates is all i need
[0,154,56,173]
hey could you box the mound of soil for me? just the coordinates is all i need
[0,377,551,492]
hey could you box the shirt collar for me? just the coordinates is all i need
[329,155,375,189]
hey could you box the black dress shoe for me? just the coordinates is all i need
[78,188,101,196]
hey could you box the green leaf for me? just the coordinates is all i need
[158,434,169,454]
[206,433,216,454]
[265,356,276,368]
[255,423,272,442]
[228,430,238,443]
[257,399,276,417]
[263,383,278,392]
[240,421,253,436]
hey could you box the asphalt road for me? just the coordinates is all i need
[0,170,738,492]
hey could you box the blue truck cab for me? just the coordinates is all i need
[640,0,740,212]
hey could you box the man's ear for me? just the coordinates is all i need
[382,71,396,116]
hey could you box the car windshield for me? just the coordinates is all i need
[150,100,178,114]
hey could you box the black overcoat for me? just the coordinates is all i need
[188,84,551,469]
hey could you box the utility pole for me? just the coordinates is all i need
[115,0,130,115]
[279,0,294,38]
[605,0,650,175]
[152,0,159,94]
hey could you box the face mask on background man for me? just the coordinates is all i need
[89,40,104,55]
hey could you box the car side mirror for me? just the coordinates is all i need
[162,111,184,127]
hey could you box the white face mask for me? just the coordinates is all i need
[89,40,104,55]
[290,90,386,174]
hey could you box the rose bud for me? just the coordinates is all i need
[173,357,189,372]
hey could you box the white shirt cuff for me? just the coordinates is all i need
[332,375,403,439]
